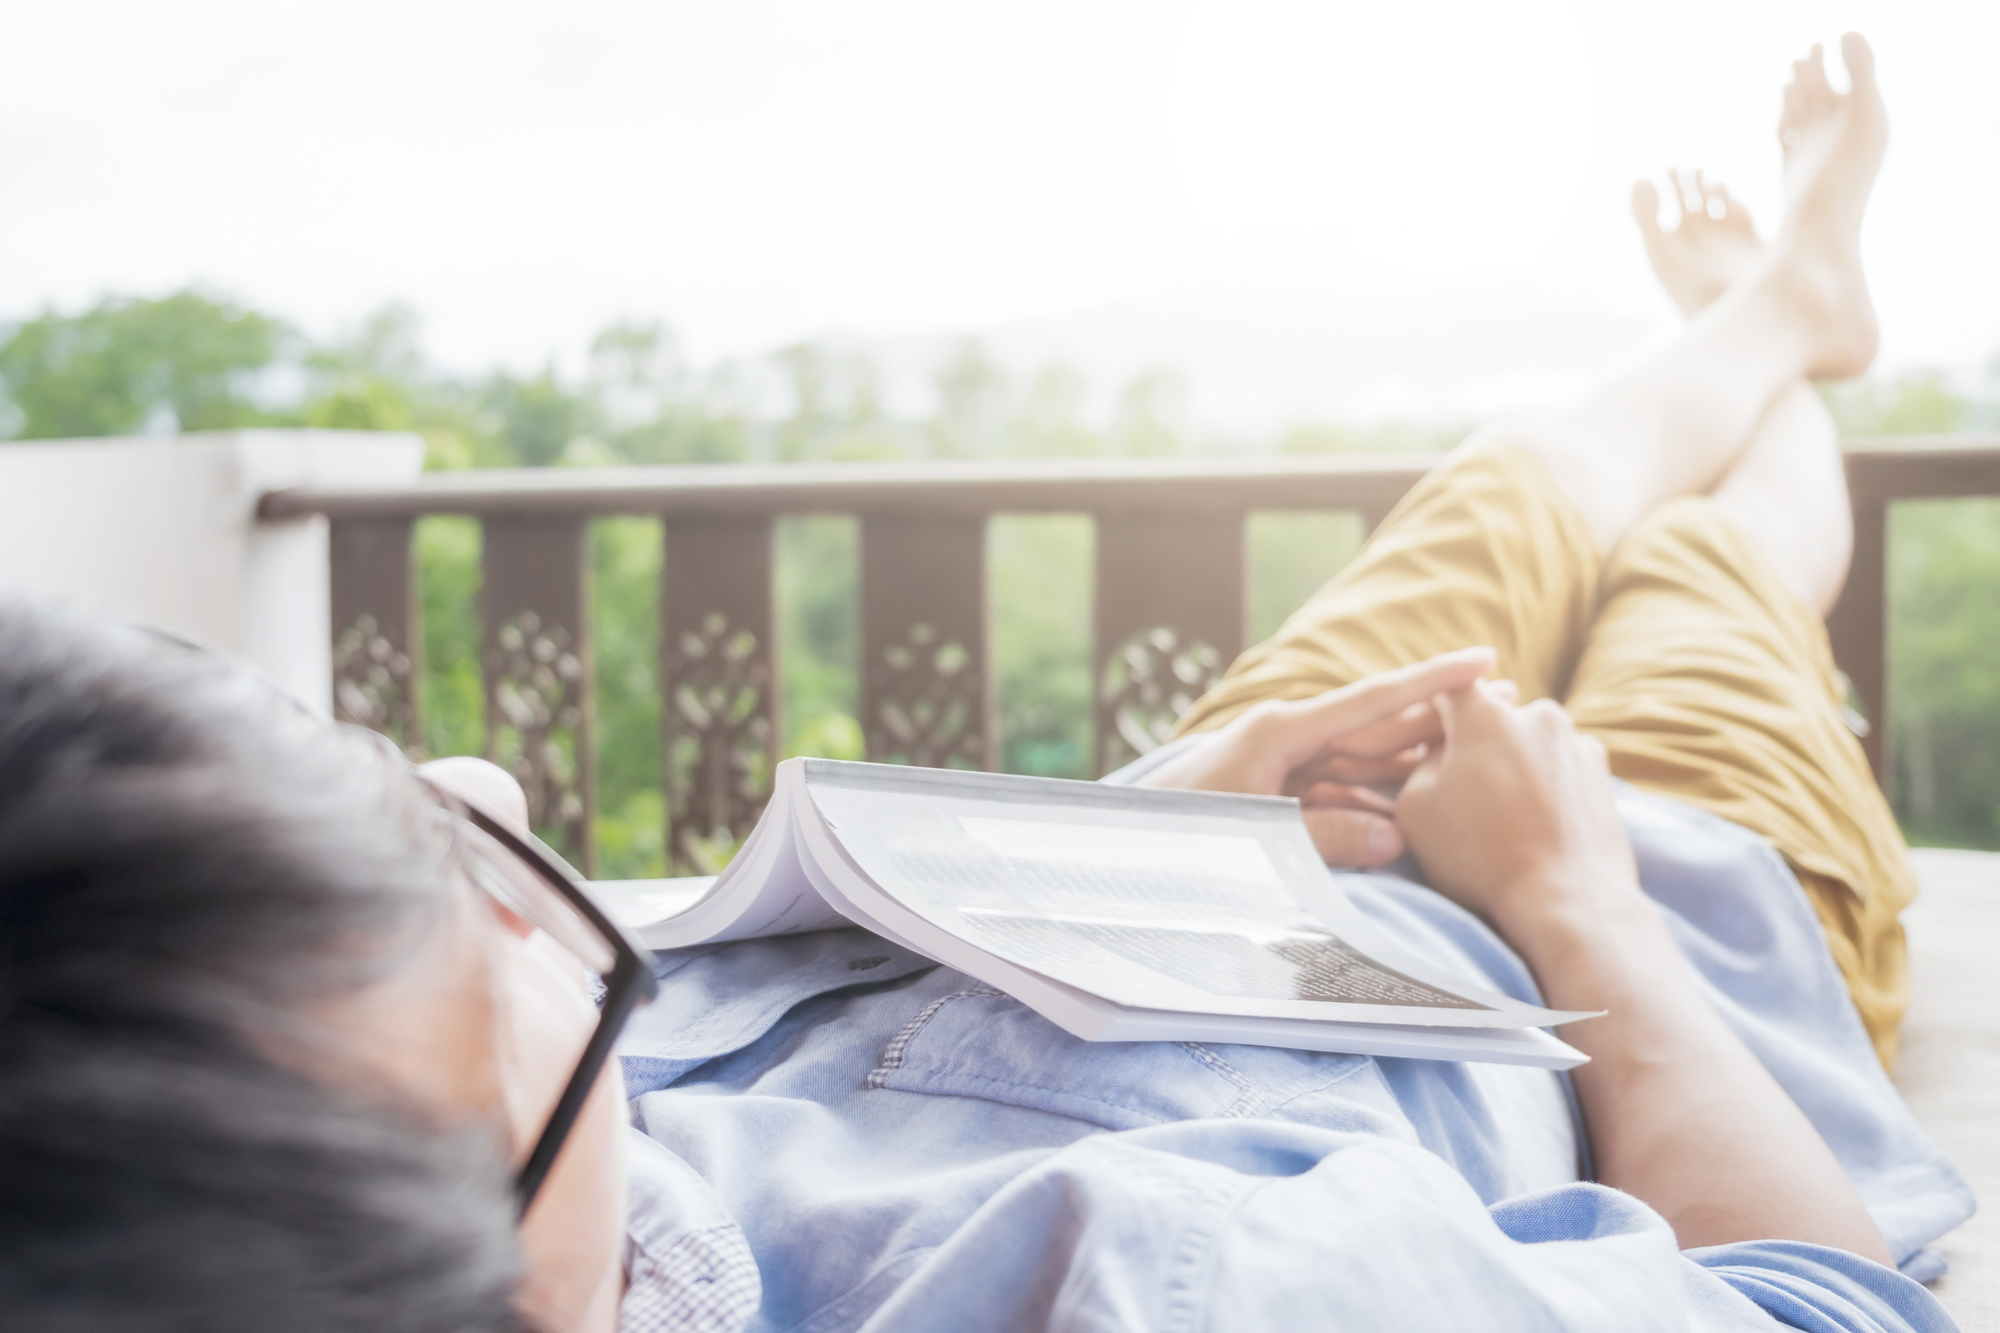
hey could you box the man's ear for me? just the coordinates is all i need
[481,894,537,940]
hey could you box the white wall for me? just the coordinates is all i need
[0,429,424,713]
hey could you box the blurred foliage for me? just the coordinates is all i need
[1887,500,2000,848]
[1279,420,1466,454]
[415,516,485,762]
[776,517,861,761]
[7,288,1999,855]
[992,516,1094,778]
[1823,368,2000,437]
[0,291,287,437]
[1821,364,2000,850]
[1247,513,1367,644]
[592,518,665,878]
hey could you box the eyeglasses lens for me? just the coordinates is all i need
[460,824,618,976]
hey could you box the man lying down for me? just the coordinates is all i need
[0,33,1971,1333]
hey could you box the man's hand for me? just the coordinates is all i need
[1137,647,1496,867]
[1394,681,1640,935]
[1390,684,1891,1265]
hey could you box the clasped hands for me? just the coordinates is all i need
[1137,647,1639,934]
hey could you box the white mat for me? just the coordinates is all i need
[1897,849,2000,1331]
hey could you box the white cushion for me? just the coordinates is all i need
[1897,849,2000,1330]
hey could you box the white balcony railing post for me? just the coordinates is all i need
[0,428,423,713]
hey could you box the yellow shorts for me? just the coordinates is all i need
[1176,448,1917,1068]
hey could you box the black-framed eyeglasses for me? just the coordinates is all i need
[420,780,660,1215]
[128,624,660,1214]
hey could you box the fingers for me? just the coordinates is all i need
[1432,677,1515,743]
[1303,806,1405,868]
[421,755,532,826]
[1328,698,1444,758]
[1293,779,1396,815]
[1290,749,1425,792]
[1276,647,1495,764]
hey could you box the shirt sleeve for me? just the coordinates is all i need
[847,1119,1953,1333]
[620,1129,761,1333]
[1683,1241,1961,1333]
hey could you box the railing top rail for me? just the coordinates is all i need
[1843,434,2000,500]
[259,451,1449,520]
[1841,433,2000,453]
[259,436,2000,521]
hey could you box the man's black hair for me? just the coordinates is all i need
[0,603,526,1332]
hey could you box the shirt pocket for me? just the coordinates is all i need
[865,980,1375,1132]
[619,928,938,1095]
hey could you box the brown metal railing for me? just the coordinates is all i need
[261,437,2000,874]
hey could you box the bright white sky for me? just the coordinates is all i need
[4,0,1997,430]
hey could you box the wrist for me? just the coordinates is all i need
[1489,872,1660,978]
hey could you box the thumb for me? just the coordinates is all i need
[1433,682,1471,743]
[1434,679,1510,745]
[1303,807,1405,868]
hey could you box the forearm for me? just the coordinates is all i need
[1502,887,1891,1264]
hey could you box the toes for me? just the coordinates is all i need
[1673,168,1700,226]
[1715,183,1758,238]
[1800,43,1837,111]
[1779,82,1807,149]
[1630,179,1663,236]
[1697,170,1726,222]
[1842,32,1877,96]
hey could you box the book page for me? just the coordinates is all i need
[802,760,1589,1029]
[623,780,847,949]
[948,818,1484,1009]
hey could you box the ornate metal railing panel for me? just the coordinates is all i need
[861,515,989,771]
[264,438,2000,873]
[480,516,594,873]
[1094,513,1242,774]
[329,516,420,751]
[661,517,776,876]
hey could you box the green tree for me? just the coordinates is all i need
[1008,362,1100,456]
[591,517,667,878]
[777,517,862,760]
[1111,367,1188,456]
[0,290,287,439]
[1278,419,1464,454]
[1819,364,2000,849]
[1889,499,2000,847]
[417,516,485,762]
[990,517,1093,777]
[1823,370,1970,436]
[300,304,429,433]
[928,340,1011,458]
[480,367,597,467]
[772,341,905,462]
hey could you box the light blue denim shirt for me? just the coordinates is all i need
[614,763,1971,1333]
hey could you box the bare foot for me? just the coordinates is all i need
[1631,169,1764,318]
[1766,33,1889,378]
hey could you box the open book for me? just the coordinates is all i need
[596,758,1593,1069]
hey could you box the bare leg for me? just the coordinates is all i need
[1630,152,1858,614]
[1713,384,1852,615]
[1467,36,1887,555]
